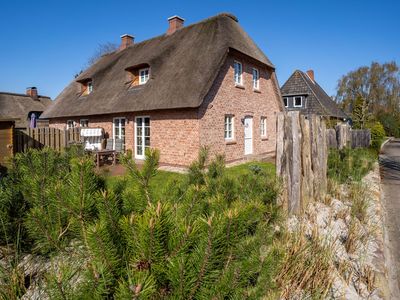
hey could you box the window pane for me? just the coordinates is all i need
[145,137,150,146]
[137,117,143,126]
[144,117,150,126]
[137,127,143,136]
[145,127,150,136]
[137,146,143,155]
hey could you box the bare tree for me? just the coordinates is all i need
[87,42,118,66]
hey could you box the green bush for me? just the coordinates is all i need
[0,147,283,298]
[369,121,386,151]
[328,148,376,183]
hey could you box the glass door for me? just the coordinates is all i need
[135,116,150,159]
[113,117,126,150]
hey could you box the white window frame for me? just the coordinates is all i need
[233,61,243,85]
[139,68,150,85]
[252,68,259,90]
[135,116,151,159]
[67,120,75,129]
[113,117,126,150]
[283,97,289,107]
[80,119,89,127]
[260,117,267,137]
[87,81,93,94]
[294,96,303,108]
[224,115,234,140]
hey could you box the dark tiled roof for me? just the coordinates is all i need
[0,92,52,127]
[42,13,275,119]
[281,70,347,119]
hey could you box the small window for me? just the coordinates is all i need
[260,117,267,137]
[283,97,289,107]
[294,96,303,107]
[139,68,150,85]
[224,115,234,140]
[87,81,93,94]
[252,68,259,90]
[234,61,242,85]
[67,120,75,129]
[80,119,89,127]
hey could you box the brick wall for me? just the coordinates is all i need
[199,53,282,163]
[49,109,199,166]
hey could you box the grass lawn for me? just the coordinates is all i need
[105,161,275,199]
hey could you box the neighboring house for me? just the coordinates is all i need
[0,87,52,129]
[41,13,283,166]
[281,70,347,120]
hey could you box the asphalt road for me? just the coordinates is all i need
[380,138,400,298]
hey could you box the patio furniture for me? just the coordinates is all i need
[94,149,116,168]
[80,127,104,151]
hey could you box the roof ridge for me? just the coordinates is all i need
[117,13,238,52]
[0,91,51,99]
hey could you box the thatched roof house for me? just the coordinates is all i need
[281,70,347,120]
[0,87,52,128]
[43,13,283,166]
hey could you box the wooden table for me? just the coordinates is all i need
[94,149,116,168]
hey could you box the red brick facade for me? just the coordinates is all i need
[49,54,282,166]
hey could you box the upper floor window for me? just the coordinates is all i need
[80,119,89,127]
[67,120,75,129]
[224,115,234,140]
[294,96,303,107]
[283,97,289,107]
[87,81,93,94]
[234,61,242,85]
[260,117,267,137]
[139,68,150,85]
[252,68,259,90]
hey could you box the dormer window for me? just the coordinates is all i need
[77,78,93,96]
[294,96,303,107]
[125,64,150,87]
[87,81,93,94]
[139,68,150,85]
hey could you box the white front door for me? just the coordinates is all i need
[244,116,253,155]
[135,116,150,159]
[113,117,126,150]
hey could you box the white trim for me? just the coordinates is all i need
[244,116,253,155]
[260,117,267,137]
[66,120,75,129]
[135,116,150,159]
[283,97,289,108]
[87,81,93,94]
[79,119,89,127]
[139,68,150,85]
[224,115,234,140]
[233,61,242,85]
[113,117,126,150]
[252,68,259,90]
[293,96,303,107]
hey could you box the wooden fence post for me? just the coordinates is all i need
[300,115,313,209]
[288,111,301,214]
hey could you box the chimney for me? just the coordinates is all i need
[119,34,134,50]
[26,87,38,99]
[306,70,315,81]
[167,15,185,35]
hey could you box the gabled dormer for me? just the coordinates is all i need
[77,78,93,96]
[125,63,150,88]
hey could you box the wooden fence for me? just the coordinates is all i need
[276,112,328,214]
[327,124,370,149]
[14,127,81,153]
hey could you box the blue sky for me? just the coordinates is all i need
[1,0,399,99]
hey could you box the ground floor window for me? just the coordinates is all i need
[113,117,126,150]
[135,117,150,158]
[224,115,234,140]
[260,117,267,137]
[67,120,75,129]
[80,119,89,127]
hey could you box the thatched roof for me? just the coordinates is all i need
[281,70,347,119]
[42,13,275,119]
[0,92,52,127]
